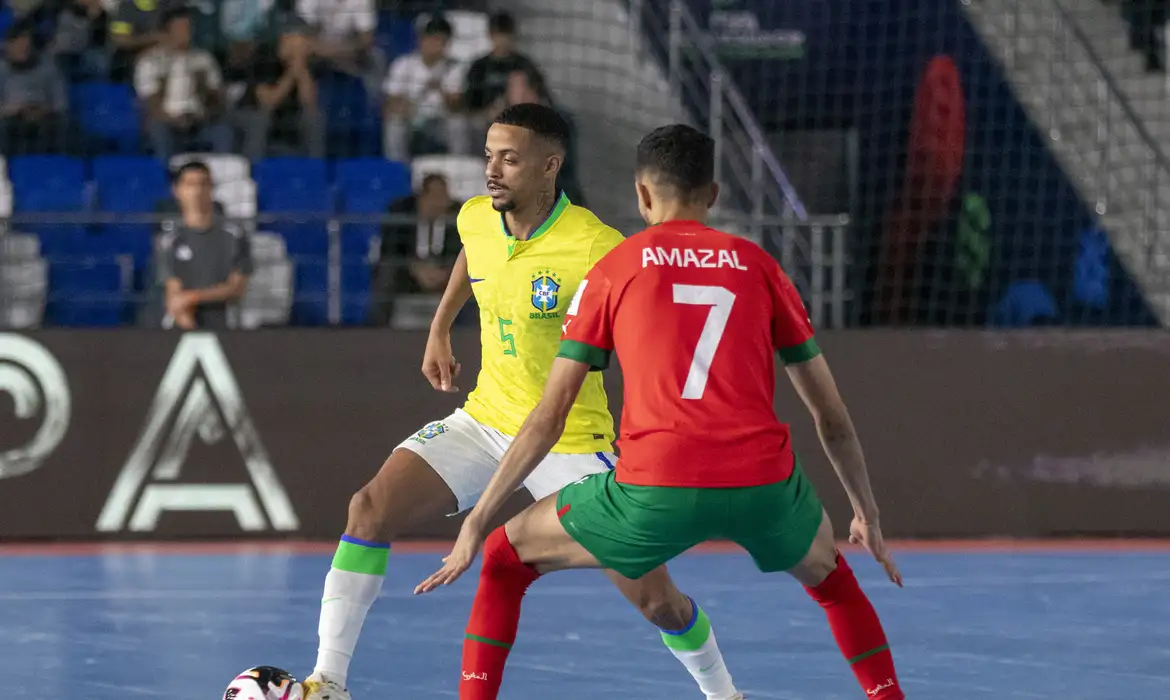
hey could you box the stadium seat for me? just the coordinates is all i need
[258,186,330,326]
[340,260,372,325]
[318,73,382,158]
[411,154,485,202]
[375,12,416,59]
[445,10,492,63]
[0,233,41,260]
[0,258,48,329]
[0,155,7,181]
[238,233,294,329]
[0,180,12,219]
[93,156,169,252]
[46,258,133,327]
[338,189,388,258]
[334,158,411,199]
[8,156,89,250]
[255,157,331,203]
[70,82,141,153]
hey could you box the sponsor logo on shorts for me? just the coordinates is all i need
[410,421,450,444]
[462,671,488,682]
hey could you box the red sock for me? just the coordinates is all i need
[460,527,541,700]
[805,553,904,699]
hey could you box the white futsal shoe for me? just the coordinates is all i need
[301,673,350,700]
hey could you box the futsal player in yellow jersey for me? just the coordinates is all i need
[303,105,743,700]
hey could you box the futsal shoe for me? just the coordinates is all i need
[301,673,350,700]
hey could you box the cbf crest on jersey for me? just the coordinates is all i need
[530,269,562,315]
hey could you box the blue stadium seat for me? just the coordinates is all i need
[0,8,13,38]
[92,156,168,285]
[254,157,330,200]
[258,185,331,326]
[375,13,417,58]
[46,259,132,327]
[338,188,392,258]
[9,156,88,251]
[318,73,382,158]
[70,82,141,154]
[334,158,411,203]
[341,260,372,325]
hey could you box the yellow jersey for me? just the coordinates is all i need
[458,192,624,453]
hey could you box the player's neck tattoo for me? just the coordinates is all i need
[510,189,556,240]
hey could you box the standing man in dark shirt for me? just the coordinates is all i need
[159,161,253,330]
[235,19,325,159]
[463,12,542,130]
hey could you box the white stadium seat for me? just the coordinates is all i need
[237,232,294,329]
[411,154,485,203]
[445,10,493,63]
[0,233,41,259]
[0,258,48,329]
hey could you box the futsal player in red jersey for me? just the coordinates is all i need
[417,124,907,700]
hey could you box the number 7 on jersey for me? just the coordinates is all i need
[673,284,735,400]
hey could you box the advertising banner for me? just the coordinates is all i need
[2,330,1168,540]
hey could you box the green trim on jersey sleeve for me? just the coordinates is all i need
[777,338,822,365]
[558,339,612,370]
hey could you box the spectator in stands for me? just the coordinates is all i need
[382,14,468,161]
[135,6,232,161]
[503,67,586,205]
[109,0,175,81]
[50,0,111,81]
[369,172,461,325]
[295,0,381,91]
[0,20,70,155]
[464,12,542,128]
[235,19,325,159]
[160,161,253,330]
[1126,0,1168,71]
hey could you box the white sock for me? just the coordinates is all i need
[660,599,739,700]
[313,538,389,687]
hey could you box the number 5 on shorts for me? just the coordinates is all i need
[672,284,735,400]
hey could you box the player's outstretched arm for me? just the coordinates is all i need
[422,248,472,392]
[415,357,591,593]
[786,355,901,584]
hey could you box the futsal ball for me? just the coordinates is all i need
[223,666,303,700]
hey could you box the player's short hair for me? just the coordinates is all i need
[635,124,716,201]
[493,103,570,153]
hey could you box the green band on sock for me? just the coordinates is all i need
[332,540,390,576]
[660,606,712,652]
[847,644,890,665]
[465,633,513,650]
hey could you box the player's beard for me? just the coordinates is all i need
[491,197,517,213]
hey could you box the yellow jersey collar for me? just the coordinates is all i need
[500,190,570,245]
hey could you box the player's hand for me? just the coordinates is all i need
[421,331,461,392]
[849,516,903,587]
[414,519,486,594]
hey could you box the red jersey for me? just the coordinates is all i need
[556,220,820,488]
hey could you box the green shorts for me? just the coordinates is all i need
[555,456,824,580]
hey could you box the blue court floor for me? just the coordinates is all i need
[0,548,1166,699]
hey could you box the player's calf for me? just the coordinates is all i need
[791,512,904,699]
[313,449,459,693]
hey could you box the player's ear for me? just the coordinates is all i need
[635,177,653,213]
[545,153,563,179]
[707,182,720,209]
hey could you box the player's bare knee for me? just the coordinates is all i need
[345,485,390,541]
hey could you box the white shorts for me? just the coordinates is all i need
[394,408,616,513]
